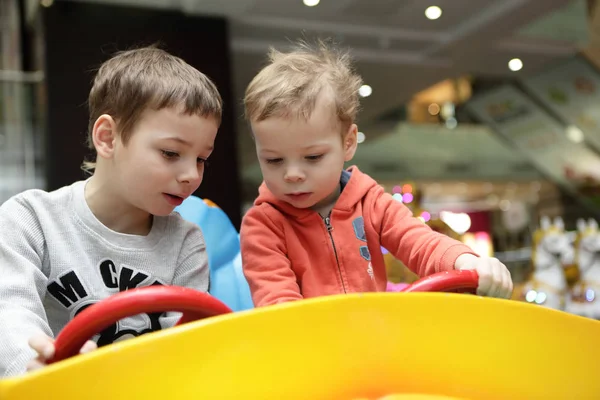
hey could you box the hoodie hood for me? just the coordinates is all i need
[253,165,379,219]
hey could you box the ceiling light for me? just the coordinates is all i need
[440,211,471,234]
[425,6,442,20]
[508,58,523,72]
[359,85,372,97]
[357,132,366,143]
[566,125,584,143]
[303,0,320,6]
[428,103,440,115]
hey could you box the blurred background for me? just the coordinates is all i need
[3,0,600,310]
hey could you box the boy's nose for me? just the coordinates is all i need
[177,163,202,186]
[284,167,305,182]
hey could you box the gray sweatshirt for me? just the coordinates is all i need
[0,180,209,376]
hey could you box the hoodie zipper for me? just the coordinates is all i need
[323,214,347,293]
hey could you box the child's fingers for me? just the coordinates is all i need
[79,340,98,354]
[26,358,47,372]
[25,337,97,374]
[475,260,493,297]
[462,256,512,298]
[490,259,511,299]
[501,267,514,299]
[489,259,512,299]
[490,259,505,298]
[27,334,55,360]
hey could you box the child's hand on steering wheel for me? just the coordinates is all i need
[454,254,513,299]
[26,333,97,372]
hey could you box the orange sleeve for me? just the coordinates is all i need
[240,206,303,307]
[370,191,477,277]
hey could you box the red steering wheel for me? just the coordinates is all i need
[400,269,479,293]
[49,286,232,363]
[50,271,478,363]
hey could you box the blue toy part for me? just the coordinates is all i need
[175,196,254,312]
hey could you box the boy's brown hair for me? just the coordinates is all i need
[244,39,363,131]
[83,46,223,172]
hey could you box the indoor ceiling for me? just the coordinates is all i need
[62,0,590,207]
[66,0,587,154]
[227,0,587,167]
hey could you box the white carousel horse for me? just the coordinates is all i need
[566,218,600,319]
[513,216,572,310]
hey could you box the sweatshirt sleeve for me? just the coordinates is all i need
[240,206,303,307]
[370,190,477,277]
[0,196,53,377]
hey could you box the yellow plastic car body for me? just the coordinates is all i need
[0,292,598,400]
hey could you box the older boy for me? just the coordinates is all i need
[0,47,222,375]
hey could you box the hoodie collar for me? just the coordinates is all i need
[254,165,377,220]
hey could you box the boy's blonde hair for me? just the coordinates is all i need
[83,46,223,173]
[244,40,363,130]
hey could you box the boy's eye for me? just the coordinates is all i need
[306,154,323,161]
[266,158,283,165]
[197,158,209,167]
[161,150,179,159]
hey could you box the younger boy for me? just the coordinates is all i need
[0,47,222,376]
[240,41,513,307]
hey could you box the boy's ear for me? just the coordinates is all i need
[92,114,118,159]
[343,123,358,162]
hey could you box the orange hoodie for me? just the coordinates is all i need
[240,166,477,307]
